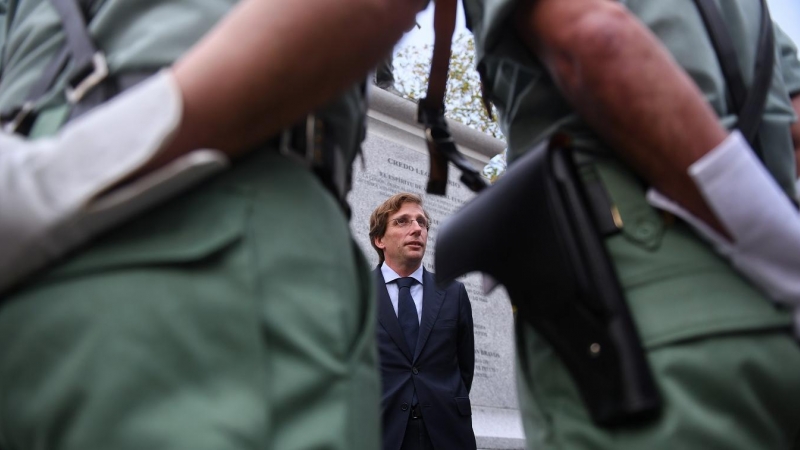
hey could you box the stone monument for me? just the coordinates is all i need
[348,87,526,450]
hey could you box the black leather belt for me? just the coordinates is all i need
[273,114,352,216]
[410,404,423,420]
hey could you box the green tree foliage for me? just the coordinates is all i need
[394,33,504,141]
[481,148,507,184]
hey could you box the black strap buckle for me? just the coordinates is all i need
[279,114,350,210]
[2,101,36,134]
[417,98,488,195]
[65,52,109,104]
[279,114,320,168]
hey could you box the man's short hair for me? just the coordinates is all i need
[369,192,431,263]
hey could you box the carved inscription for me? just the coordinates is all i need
[475,349,502,379]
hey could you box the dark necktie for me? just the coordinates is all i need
[396,277,420,355]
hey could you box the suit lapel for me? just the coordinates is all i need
[414,268,445,362]
[375,269,414,362]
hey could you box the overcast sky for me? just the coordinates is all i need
[399,0,800,54]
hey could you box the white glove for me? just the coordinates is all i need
[647,131,800,337]
[0,71,228,293]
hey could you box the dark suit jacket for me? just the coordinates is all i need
[375,267,476,450]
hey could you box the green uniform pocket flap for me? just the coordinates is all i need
[607,223,794,349]
[47,189,248,279]
[588,156,792,348]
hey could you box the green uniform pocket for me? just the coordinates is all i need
[45,186,248,281]
[589,156,792,349]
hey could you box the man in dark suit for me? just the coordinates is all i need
[368,192,477,450]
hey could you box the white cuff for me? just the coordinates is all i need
[647,131,800,338]
[0,70,228,293]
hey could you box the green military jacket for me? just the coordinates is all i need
[462,0,800,349]
[0,3,380,449]
[463,0,800,197]
[0,0,366,163]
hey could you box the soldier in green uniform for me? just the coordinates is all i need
[461,0,800,448]
[0,0,424,448]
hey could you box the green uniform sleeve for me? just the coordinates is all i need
[462,0,521,62]
[776,23,800,97]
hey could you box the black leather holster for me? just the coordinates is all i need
[434,135,662,427]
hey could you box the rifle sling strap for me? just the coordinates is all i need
[1,0,108,135]
[418,0,488,195]
[693,0,775,159]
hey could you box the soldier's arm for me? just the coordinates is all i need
[149,0,424,170]
[0,0,424,292]
[514,0,730,236]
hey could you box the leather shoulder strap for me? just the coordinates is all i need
[417,0,488,195]
[693,0,774,159]
[1,0,104,135]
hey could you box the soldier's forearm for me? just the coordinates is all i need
[157,0,423,168]
[515,0,731,238]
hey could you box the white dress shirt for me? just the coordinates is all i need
[381,263,424,324]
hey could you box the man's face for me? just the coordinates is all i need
[375,202,428,270]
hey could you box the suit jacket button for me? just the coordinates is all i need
[412,367,419,375]
[401,403,409,411]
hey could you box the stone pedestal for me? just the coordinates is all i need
[347,88,525,450]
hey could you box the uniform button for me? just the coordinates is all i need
[635,220,657,239]
[412,367,419,375]
[401,403,409,411]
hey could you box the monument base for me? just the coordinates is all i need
[474,405,526,450]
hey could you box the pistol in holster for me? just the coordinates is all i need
[434,134,662,427]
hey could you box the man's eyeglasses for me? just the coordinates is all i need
[391,217,430,230]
